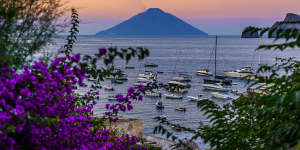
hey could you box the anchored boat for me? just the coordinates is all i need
[211,92,230,99]
[145,91,162,97]
[224,67,254,78]
[175,104,186,111]
[164,94,183,99]
[202,83,229,92]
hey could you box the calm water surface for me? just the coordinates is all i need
[48,36,300,148]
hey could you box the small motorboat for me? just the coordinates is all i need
[133,83,147,88]
[115,76,128,81]
[103,85,114,91]
[169,88,188,94]
[164,94,183,99]
[155,100,164,109]
[137,77,151,83]
[144,63,158,67]
[172,76,186,82]
[125,66,135,69]
[171,125,181,131]
[202,83,229,92]
[211,92,230,99]
[111,79,123,84]
[179,73,192,81]
[204,78,232,86]
[175,104,186,111]
[172,76,192,82]
[187,95,203,101]
[145,91,162,97]
[107,96,117,101]
[168,81,191,88]
[197,69,212,76]
[224,67,254,78]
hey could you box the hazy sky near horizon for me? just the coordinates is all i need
[67,0,300,35]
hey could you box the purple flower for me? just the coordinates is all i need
[137,84,145,93]
[127,101,133,111]
[71,53,80,62]
[105,104,110,109]
[138,95,143,101]
[98,48,107,55]
[127,87,135,94]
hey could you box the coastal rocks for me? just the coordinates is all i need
[241,26,259,38]
[270,13,300,37]
[105,117,143,138]
[145,136,200,150]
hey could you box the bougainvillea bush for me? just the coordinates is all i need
[0,8,151,150]
[0,53,149,149]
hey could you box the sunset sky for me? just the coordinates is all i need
[68,0,300,35]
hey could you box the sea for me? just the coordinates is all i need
[47,36,300,149]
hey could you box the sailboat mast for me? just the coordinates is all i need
[214,36,218,78]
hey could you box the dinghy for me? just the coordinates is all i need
[211,92,230,99]
[144,63,158,67]
[168,81,191,88]
[103,85,114,91]
[137,77,151,83]
[125,66,135,69]
[187,95,203,101]
[145,91,161,97]
[107,96,117,101]
[175,104,186,111]
[164,94,183,99]
[197,69,212,76]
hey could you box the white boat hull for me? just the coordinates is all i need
[211,92,230,99]
[202,84,229,92]
[164,94,183,99]
[224,71,253,78]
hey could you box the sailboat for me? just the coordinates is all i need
[203,36,232,86]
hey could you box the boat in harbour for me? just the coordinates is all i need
[164,94,183,99]
[187,95,203,101]
[103,85,114,91]
[168,81,191,88]
[144,63,158,67]
[107,96,117,101]
[171,76,192,82]
[203,36,232,85]
[175,104,186,111]
[211,92,230,99]
[137,77,152,83]
[125,66,135,69]
[204,78,232,86]
[202,83,229,92]
[224,67,254,78]
[145,91,162,97]
[197,69,213,76]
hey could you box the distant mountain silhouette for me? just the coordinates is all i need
[96,8,207,36]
